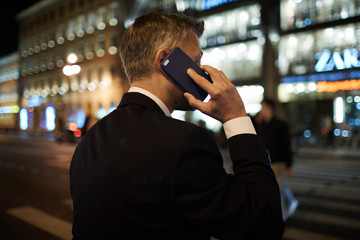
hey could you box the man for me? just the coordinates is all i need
[254,98,298,221]
[70,12,284,239]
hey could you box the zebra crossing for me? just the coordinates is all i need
[282,150,360,240]
[6,205,72,240]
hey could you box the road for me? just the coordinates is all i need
[283,148,360,240]
[0,134,76,240]
[0,134,359,239]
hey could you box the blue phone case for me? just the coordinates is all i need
[160,47,212,101]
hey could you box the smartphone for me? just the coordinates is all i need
[160,47,212,101]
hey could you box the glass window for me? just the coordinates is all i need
[96,103,107,119]
[77,40,84,62]
[56,24,65,44]
[109,2,119,26]
[48,31,55,48]
[67,20,76,41]
[96,35,105,57]
[46,103,56,131]
[77,15,86,37]
[56,45,64,67]
[202,41,263,82]
[87,12,95,34]
[97,8,106,30]
[86,39,94,60]
[109,102,116,113]
[108,34,117,55]
[281,0,360,31]
[199,4,262,48]
[20,108,28,130]
[278,23,360,76]
[76,105,86,129]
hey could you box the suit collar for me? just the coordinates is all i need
[128,87,171,116]
[118,92,167,116]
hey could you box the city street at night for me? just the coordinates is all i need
[0,134,75,240]
[0,134,359,240]
[1,0,360,239]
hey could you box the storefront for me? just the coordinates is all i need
[278,0,360,147]
[0,52,19,132]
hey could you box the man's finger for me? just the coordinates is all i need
[187,68,213,93]
[184,92,208,113]
[199,65,221,78]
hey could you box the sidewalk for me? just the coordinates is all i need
[295,146,360,160]
[0,131,56,141]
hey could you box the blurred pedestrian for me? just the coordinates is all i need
[70,12,284,239]
[254,98,298,221]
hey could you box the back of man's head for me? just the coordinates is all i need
[119,12,204,82]
[262,98,275,112]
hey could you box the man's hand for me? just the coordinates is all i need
[184,65,247,123]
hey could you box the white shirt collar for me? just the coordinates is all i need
[128,86,172,117]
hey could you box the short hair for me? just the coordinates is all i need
[119,12,204,82]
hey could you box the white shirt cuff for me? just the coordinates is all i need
[223,116,257,139]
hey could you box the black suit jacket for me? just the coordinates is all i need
[70,92,284,239]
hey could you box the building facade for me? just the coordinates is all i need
[278,0,360,147]
[16,0,131,135]
[0,52,19,131]
[14,0,360,147]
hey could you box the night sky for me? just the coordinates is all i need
[0,0,40,57]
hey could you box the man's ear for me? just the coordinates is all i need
[154,49,168,71]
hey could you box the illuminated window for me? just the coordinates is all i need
[108,35,118,55]
[56,25,65,45]
[109,2,119,26]
[56,45,65,67]
[86,39,94,60]
[68,104,76,124]
[34,37,40,53]
[97,104,107,119]
[96,35,105,57]
[334,97,345,123]
[20,108,28,130]
[281,0,360,31]
[48,31,55,48]
[87,13,95,34]
[77,40,84,62]
[40,34,47,51]
[236,85,264,115]
[200,4,262,48]
[67,20,76,41]
[76,106,86,129]
[77,15,86,38]
[202,41,263,82]
[109,102,116,113]
[97,8,106,30]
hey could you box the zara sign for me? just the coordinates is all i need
[315,48,360,72]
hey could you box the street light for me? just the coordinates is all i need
[63,53,81,76]
[61,52,83,140]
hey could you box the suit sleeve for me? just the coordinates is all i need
[171,126,284,239]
